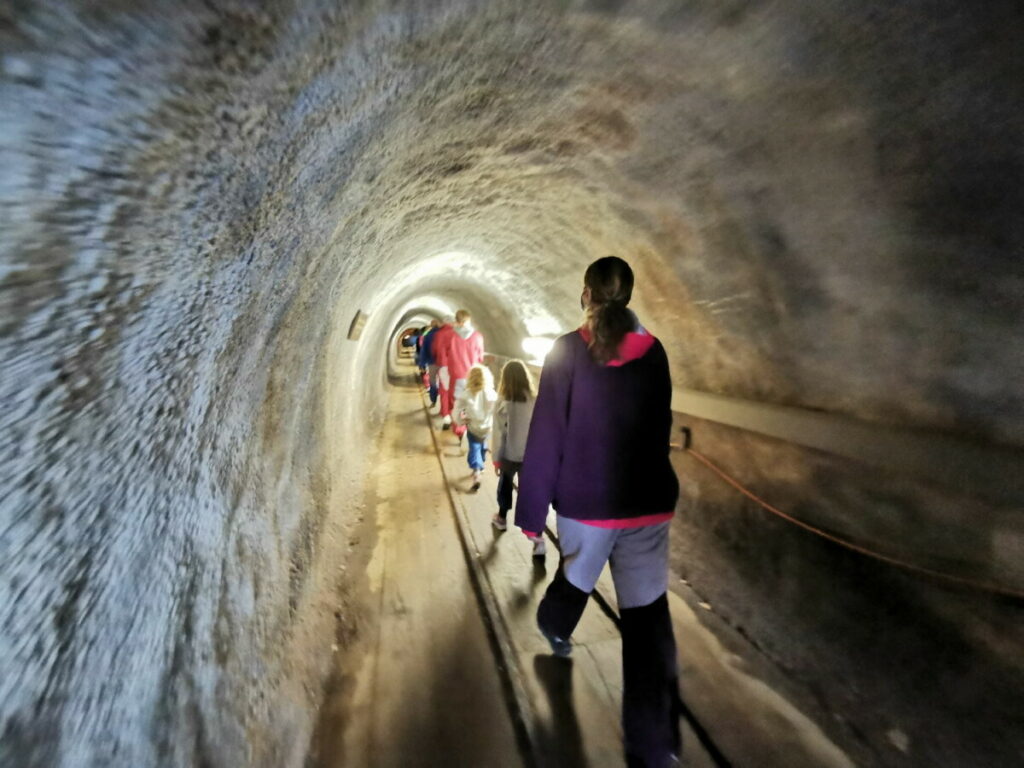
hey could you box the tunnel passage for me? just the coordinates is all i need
[2,1,1023,767]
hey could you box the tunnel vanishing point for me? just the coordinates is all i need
[1,1,1023,767]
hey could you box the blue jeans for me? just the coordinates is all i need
[466,432,487,471]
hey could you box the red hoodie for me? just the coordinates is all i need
[436,325,485,380]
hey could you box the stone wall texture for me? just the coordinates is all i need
[1,1,1021,766]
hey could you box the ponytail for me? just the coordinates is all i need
[583,256,635,364]
[588,301,635,364]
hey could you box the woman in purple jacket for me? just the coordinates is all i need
[516,256,681,768]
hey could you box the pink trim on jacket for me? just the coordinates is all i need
[577,326,655,366]
[520,512,673,539]
[578,512,674,529]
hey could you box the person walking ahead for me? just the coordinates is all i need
[491,359,536,532]
[516,256,681,768]
[417,319,441,405]
[453,364,498,492]
[436,309,485,433]
[431,317,455,416]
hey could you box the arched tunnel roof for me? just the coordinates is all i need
[5,2,1020,439]
[1,2,1022,766]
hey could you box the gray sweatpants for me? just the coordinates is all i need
[556,515,670,609]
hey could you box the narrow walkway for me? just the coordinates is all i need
[309,377,522,768]
[421,355,852,768]
[312,359,852,768]
[422,370,717,768]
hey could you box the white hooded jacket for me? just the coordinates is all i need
[454,385,498,438]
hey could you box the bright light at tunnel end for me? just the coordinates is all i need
[522,336,555,365]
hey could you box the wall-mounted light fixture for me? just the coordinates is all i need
[347,310,368,340]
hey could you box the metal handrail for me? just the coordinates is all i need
[672,388,1023,509]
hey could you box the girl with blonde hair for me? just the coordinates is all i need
[453,364,498,491]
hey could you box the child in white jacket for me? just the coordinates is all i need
[491,360,536,535]
[454,364,498,492]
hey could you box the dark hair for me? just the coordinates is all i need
[584,256,635,364]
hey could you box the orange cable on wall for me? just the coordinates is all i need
[676,444,1024,600]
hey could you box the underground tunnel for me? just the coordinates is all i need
[1,1,1022,766]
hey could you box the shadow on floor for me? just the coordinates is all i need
[507,558,548,617]
[533,655,589,768]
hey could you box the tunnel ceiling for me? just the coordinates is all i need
[2,1,1022,766]
[4,0,1021,442]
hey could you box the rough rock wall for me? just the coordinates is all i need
[1,1,1021,766]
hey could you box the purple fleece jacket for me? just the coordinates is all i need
[514,328,680,535]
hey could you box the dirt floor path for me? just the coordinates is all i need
[309,378,523,768]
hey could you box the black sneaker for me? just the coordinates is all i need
[540,627,572,658]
